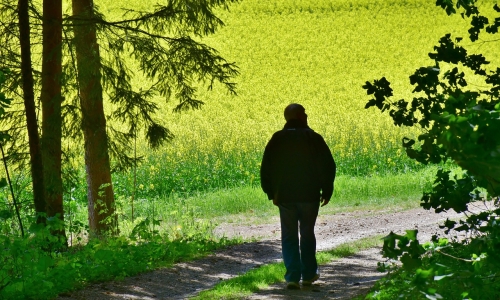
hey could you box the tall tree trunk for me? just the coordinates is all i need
[18,0,46,224]
[71,0,116,235]
[41,0,66,240]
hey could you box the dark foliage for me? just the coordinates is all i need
[364,1,500,298]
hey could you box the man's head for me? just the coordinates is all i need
[284,103,307,125]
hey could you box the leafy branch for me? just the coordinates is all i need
[365,0,500,298]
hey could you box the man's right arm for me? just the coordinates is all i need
[260,136,276,201]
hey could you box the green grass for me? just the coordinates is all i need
[193,236,383,299]
[57,167,436,232]
[106,140,427,201]
[1,164,436,239]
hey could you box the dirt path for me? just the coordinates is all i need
[59,206,476,300]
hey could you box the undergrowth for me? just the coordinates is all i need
[364,233,500,299]
[0,214,238,299]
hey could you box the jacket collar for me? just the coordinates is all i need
[284,119,309,129]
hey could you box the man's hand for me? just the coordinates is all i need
[320,198,329,207]
[273,198,279,206]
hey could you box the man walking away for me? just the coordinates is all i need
[260,103,336,290]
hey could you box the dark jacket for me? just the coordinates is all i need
[260,120,336,203]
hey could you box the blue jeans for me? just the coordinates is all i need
[278,202,320,282]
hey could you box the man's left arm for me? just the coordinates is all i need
[316,135,336,205]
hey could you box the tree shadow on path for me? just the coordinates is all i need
[245,248,385,300]
[60,206,475,299]
[61,240,282,300]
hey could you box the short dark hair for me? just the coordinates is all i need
[284,103,305,121]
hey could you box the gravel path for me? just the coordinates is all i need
[59,206,478,300]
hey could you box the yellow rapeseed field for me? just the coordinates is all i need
[100,0,496,157]
[104,0,500,192]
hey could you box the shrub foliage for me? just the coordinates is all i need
[364,1,500,299]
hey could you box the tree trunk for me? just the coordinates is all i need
[71,0,116,235]
[41,0,66,240]
[18,0,46,224]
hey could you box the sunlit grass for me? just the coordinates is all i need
[58,166,436,233]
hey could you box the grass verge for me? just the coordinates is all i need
[119,168,435,228]
[192,236,383,299]
[192,168,434,218]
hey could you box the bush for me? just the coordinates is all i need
[364,1,500,298]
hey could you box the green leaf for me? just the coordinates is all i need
[414,268,435,287]
[43,280,54,289]
[7,282,24,292]
[37,256,55,270]
[445,131,452,141]
[0,209,12,220]
[416,268,433,279]
[401,253,422,270]
[405,229,418,241]
[94,249,114,261]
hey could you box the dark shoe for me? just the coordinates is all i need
[286,281,300,289]
[302,274,320,286]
